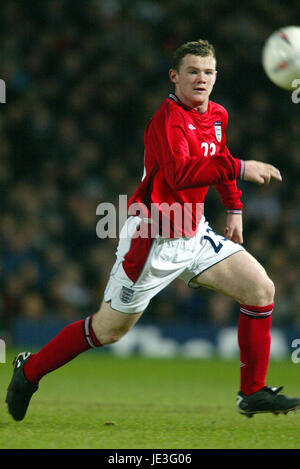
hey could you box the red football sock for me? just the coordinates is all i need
[24,315,102,384]
[238,303,273,395]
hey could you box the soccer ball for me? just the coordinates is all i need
[262,25,300,90]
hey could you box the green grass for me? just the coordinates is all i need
[1,350,300,449]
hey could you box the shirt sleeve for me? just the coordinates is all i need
[213,108,243,211]
[149,102,243,191]
[214,179,243,212]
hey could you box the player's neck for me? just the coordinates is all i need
[174,93,209,114]
[194,102,209,114]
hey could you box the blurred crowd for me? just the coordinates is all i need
[0,0,299,334]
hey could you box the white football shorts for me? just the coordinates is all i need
[104,215,244,313]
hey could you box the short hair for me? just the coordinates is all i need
[172,39,216,71]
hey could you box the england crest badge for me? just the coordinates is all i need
[120,286,134,304]
[214,121,222,142]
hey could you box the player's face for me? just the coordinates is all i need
[169,54,217,112]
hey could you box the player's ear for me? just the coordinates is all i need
[169,68,179,84]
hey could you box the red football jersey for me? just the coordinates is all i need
[128,93,243,238]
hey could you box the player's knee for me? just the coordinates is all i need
[267,278,275,302]
[253,277,275,306]
[92,302,139,346]
[262,277,275,305]
[96,329,127,346]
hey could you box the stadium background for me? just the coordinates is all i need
[0,0,299,357]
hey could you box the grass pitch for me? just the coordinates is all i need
[1,350,300,449]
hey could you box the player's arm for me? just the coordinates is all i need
[224,212,243,244]
[221,161,282,244]
[214,177,244,244]
[220,108,282,186]
[150,104,282,190]
[213,130,244,243]
[214,110,281,243]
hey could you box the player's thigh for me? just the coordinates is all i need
[92,300,143,345]
[194,250,275,305]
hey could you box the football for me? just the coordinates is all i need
[262,25,300,90]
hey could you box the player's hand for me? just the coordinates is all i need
[224,213,243,244]
[243,160,282,185]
